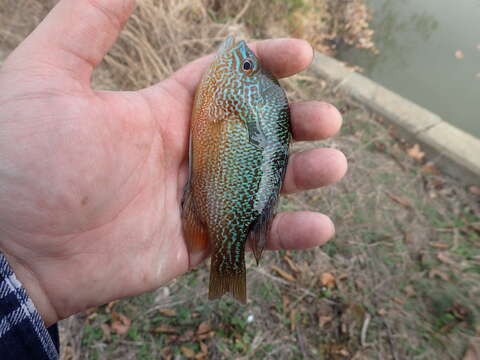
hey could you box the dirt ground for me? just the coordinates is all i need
[1,1,479,359]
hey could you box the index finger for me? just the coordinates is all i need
[170,38,314,96]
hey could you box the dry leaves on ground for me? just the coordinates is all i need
[386,192,412,209]
[320,272,336,287]
[110,311,131,335]
[271,265,296,282]
[406,144,426,162]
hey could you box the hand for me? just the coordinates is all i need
[0,0,347,327]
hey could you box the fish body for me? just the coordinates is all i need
[181,36,291,302]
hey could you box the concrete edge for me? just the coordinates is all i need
[310,52,480,185]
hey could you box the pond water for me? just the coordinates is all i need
[337,0,480,138]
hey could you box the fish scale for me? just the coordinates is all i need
[181,36,291,303]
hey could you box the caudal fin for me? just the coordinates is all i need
[209,258,246,304]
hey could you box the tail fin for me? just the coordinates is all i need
[209,256,246,304]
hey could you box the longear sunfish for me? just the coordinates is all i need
[181,36,291,303]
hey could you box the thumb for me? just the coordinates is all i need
[5,0,135,87]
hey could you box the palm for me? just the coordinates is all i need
[0,0,346,326]
[0,61,199,317]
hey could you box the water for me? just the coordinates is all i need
[337,0,480,137]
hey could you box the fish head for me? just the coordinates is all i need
[210,36,289,128]
[214,36,261,80]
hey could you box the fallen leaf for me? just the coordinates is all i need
[468,222,480,233]
[393,297,405,305]
[165,335,178,344]
[196,322,212,337]
[452,304,469,320]
[61,345,74,360]
[181,346,196,359]
[386,192,412,208]
[404,285,415,296]
[429,269,450,281]
[404,232,415,244]
[406,144,425,162]
[283,296,290,313]
[195,342,209,359]
[429,241,450,249]
[283,255,300,272]
[440,320,459,333]
[437,251,457,266]
[178,330,195,342]
[110,311,131,335]
[290,309,298,332]
[420,162,439,175]
[151,326,177,334]
[111,320,130,335]
[469,185,480,196]
[320,272,336,287]
[100,323,111,342]
[338,348,350,357]
[271,265,295,281]
[432,178,445,189]
[160,347,172,360]
[159,308,177,316]
[455,50,464,59]
[85,307,98,316]
[319,316,333,328]
[86,311,97,321]
[377,308,388,316]
[106,300,118,313]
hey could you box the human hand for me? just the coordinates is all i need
[0,0,347,327]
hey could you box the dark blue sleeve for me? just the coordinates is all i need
[0,253,59,360]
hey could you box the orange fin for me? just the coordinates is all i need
[209,258,246,304]
[181,187,208,254]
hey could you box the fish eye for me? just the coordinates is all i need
[242,59,254,73]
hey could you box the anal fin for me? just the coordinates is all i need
[248,203,276,265]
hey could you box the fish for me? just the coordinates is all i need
[181,36,291,303]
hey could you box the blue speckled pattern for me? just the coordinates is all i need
[181,36,291,302]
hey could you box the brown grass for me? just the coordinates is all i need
[1,1,479,359]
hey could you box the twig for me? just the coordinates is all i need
[218,0,252,36]
[382,319,399,360]
[296,326,309,359]
[252,267,291,286]
[233,0,253,23]
[360,313,371,346]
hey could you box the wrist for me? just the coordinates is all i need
[2,252,58,327]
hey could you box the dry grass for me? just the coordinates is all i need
[1,0,479,359]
